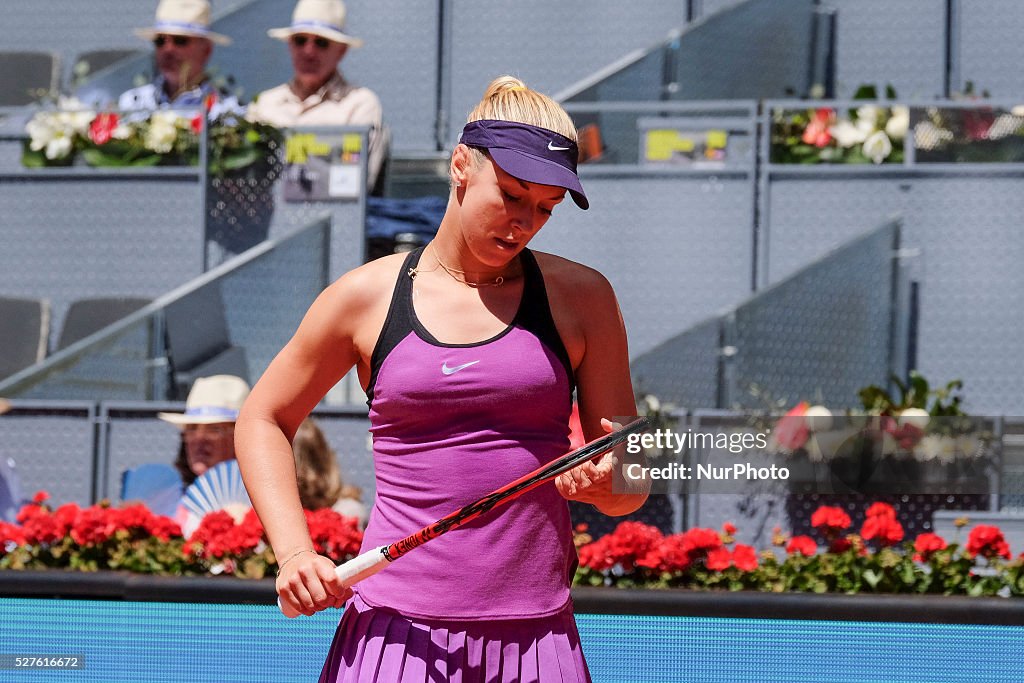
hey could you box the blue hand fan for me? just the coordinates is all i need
[180,460,251,536]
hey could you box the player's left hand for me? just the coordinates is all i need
[556,418,619,505]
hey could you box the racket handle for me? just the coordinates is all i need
[278,546,391,618]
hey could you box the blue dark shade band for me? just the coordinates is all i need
[460,119,588,209]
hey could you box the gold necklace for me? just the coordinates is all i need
[408,245,517,288]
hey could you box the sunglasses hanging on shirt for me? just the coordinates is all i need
[153,35,192,48]
[291,35,331,50]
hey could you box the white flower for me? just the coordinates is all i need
[956,434,983,459]
[986,114,1023,140]
[44,134,73,160]
[111,123,134,140]
[885,106,910,140]
[914,121,954,150]
[913,434,944,462]
[803,405,833,432]
[935,437,959,465]
[829,120,867,148]
[878,430,899,456]
[898,408,930,431]
[862,131,893,164]
[854,105,881,136]
[144,112,179,153]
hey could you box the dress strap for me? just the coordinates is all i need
[515,249,576,392]
[365,247,424,403]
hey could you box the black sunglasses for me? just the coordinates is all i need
[291,35,331,49]
[153,35,192,48]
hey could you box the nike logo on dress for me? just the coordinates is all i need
[547,141,570,151]
[441,360,480,375]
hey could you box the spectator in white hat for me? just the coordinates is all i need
[119,0,242,119]
[158,374,250,486]
[247,0,387,193]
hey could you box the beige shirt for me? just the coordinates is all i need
[248,72,386,189]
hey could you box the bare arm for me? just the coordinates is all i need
[546,259,650,516]
[234,263,384,614]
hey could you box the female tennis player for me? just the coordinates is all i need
[235,75,648,682]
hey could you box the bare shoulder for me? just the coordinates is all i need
[314,252,404,309]
[531,250,616,301]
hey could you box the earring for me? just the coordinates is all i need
[453,180,461,187]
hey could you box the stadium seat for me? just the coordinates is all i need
[0,296,50,381]
[164,284,249,400]
[120,462,183,518]
[56,297,152,351]
[0,51,59,106]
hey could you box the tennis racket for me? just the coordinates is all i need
[279,416,650,617]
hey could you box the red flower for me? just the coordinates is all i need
[811,506,851,537]
[32,491,50,504]
[89,112,120,145]
[966,525,1011,560]
[722,522,737,536]
[305,508,362,562]
[786,535,818,557]
[580,521,663,572]
[17,504,67,545]
[864,502,897,520]
[913,532,947,561]
[829,536,853,554]
[0,521,27,549]
[801,108,834,148]
[70,506,116,545]
[774,402,810,451]
[732,544,758,571]
[705,547,731,571]
[191,114,203,135]
[861,514,904,547]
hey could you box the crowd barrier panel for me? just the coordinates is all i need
[760,99,1024,415]
[630,221,905,412]
[0,218,331,404]
[557,0,822,106]
[533,101,759,359]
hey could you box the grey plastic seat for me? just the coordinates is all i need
[164,284,249,400]
[0,51,59,106]
[66,49,141,90]
[0,296,50,380]
[57,297,152,351]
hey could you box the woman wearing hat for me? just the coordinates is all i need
[119,0,242,118]
[237,76,646,681]
[158,374,250,487]
[247,0,386,191]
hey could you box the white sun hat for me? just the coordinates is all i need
[268,0,364,47]
[158,375,251,426]
[134,0,232,46]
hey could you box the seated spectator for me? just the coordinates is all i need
[247,0,387,192]
[119,0,241,118]
[292,417,367,527]
[158,374,251,487]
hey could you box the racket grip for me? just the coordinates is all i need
[278,546,391,618]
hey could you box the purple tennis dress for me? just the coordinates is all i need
[319,247,591,682]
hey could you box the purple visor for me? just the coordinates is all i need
[460,119,588,210]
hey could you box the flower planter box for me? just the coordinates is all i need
[1,570,1021,625]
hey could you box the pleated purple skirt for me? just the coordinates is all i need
[318,593,592,683]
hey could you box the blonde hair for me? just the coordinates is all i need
[466,76,578,141]
[292,418,360,510]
